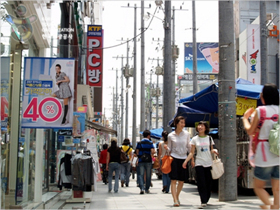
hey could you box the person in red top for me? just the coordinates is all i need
[99,144,108,184]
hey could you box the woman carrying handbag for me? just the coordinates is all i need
[164,116,190,207]
[182,121,219,209]
[158,131,171,193]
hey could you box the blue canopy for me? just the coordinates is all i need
[139,128,164,139]
[179,83,263,113]
[169,105,218,128]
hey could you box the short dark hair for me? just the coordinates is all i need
[174,116,185,129]
[122,138,130,145]
[196,121,210,135]
[161,130,169,142]
[143,130,151,138]
[262,83,279,106]
[56,64,61,69]
[102,144,108,150]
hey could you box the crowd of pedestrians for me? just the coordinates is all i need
[98,83,279,209]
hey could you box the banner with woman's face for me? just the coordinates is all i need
[21,58,74,129]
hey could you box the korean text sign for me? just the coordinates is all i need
[21,58,74,129]
[87,25,103,87]
[1,57,10,131]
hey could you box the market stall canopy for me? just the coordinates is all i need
[139,128,164,139]
[179,82,263,113]
[168,105,218,128]
[86,120,117,135]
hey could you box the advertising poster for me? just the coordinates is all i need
[87,25,103,87]
[21,58,74,129]
[184,42,219,74]
[1,57,10,131]
[247,24,261,85]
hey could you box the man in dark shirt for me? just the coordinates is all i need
[136,130,155,194]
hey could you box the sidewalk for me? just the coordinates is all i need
[62,175,268,210]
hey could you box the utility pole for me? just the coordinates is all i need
[115,68,119,143]
[132,4,137,148]
[218,1,237,201]
[149,69,153,129]
[260,1,267,85]
[192,0,198,94]
[140,0,145,134]
[163,1,173,133]
[112,86,115,131]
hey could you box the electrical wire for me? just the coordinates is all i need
[83,6,159,51]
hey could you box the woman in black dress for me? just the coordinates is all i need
[52,64,72,124]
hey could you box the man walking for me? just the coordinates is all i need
[136,130,155,194]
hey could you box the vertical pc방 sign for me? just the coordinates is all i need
[87,25,103,87]
[247,24,261,85]
[21,58,74,129]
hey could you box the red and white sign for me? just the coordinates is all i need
[87,25,103,87]
[247,24,261,85]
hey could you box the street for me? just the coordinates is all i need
[62,174,266,210]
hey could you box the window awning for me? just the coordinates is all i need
[85,120,117,135]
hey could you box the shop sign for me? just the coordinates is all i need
[178,74,216,81]
[1,57,10,131]
[21,58,75,129]
[268,25,280,42]
[57,27,74,40]
[236,97,257,116]
[58,135,64,142]
[58,130,72,136]
[86,25,103,87]
[77,106,87,113]
[247,24,261,84]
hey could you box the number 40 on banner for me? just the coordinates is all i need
[23,97,62,122]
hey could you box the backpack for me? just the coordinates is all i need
[120,146,131,163]
[256,106,279,156]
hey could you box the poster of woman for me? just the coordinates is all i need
[21,58,74,129]
[184,42,219,74]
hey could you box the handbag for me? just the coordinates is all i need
[211,153,224,179]
[161,154,173,174]
[153,156,160,169]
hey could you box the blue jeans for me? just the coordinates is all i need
[139,162,152,192]
[120,162,131,185]
[162,173,171,193]
[108,162,120,192]
[254,166,279,181]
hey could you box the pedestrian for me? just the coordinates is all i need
[164,116,190,207]
[120,138,133,187]
[106,137,121,193]
[243,83,279,210]
[136,130,155,194]
[183,121,218,209]
[158,130,171,193]
[99,143,108,184]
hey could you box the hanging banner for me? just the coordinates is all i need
[184,42,219,74]
[1,57,10,131]
[247,24,261,85]
[87,25,103,87]
[21,58,74,129]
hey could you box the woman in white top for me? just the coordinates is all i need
[243,83,279,210]
[164,116,190,207]
[158,130,170,193]
[183,121,218,209]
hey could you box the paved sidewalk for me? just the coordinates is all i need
[62,175,271,210]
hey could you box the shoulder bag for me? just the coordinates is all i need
[211,153,224,179]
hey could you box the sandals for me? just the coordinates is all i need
[173,202,180,207]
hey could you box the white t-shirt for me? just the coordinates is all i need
[191,135,214,167]
[167,130,190,159]
[255,105,279,167]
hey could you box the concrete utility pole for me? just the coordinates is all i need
[163,1,173,133]
[218,1,237,201]
[260,1,267,85]
[140,0,145,134]
[112,86,115,131]
[115,68,119,143]
[192,0,198,94]
[132,4,137,148]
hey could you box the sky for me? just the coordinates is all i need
[101,1,218,136]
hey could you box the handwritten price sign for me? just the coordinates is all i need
[236,97,257,116]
